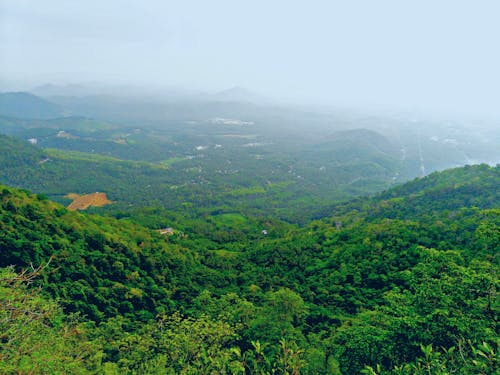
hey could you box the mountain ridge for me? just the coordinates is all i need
[0,92,64,119]
[0,162,498,373]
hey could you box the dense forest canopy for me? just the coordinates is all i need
[2,0,500,371]
[0,91,498,373]
[0,162,498,373]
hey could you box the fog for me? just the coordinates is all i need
[1,0,500,118]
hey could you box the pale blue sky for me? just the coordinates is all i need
[1,0,500,116]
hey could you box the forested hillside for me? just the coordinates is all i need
[0,92,63,119]
[1,164,498,374]
[0,131,402,223]
[3,91,500,224]
[4,0,500,373]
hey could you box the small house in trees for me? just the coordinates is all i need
[157,227,174,235]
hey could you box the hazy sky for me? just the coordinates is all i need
[1,0,500,116]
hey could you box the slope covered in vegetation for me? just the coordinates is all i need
[0,164,498,373]
[0,92,63,119]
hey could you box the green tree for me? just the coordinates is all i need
[0,266,102,374]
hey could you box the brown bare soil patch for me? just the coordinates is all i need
[66,192,112,211]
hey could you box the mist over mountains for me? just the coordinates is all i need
[0,78,499,375]
[1,1,499,372]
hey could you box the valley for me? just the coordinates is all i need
[2,2,499,373]
[0,91,498,374]
[1,91,499,224]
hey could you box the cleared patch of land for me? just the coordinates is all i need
[66,192,112,211]
[159,157,189,167]
[46,149,168,170]
[211,213,248,226]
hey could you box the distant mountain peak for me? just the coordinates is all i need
[217,86,251,95]
[0,92,63,119]
[31,83,88,97]
[212,86,265,103]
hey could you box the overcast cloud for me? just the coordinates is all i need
[1,0,500,117]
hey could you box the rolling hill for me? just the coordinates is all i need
[0,164,498,373]
[0,92,63,119]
